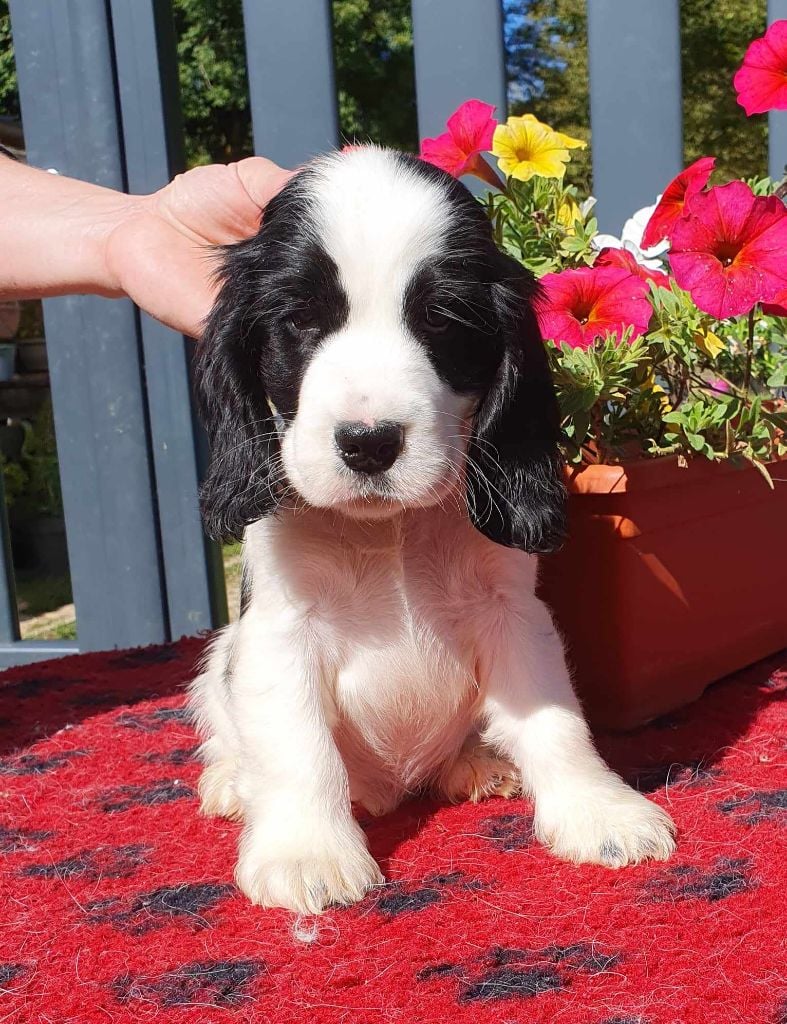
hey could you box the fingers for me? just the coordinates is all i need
[234,157,294,213]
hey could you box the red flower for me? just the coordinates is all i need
[595,246,671,291]
[641,157,716,249]
[420,99,502,189]
[763,298,787,317]
[734,20,787,115]
[669,181,787,319]
[536,266,653,349]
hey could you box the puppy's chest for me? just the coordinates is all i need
[322,550,477,748]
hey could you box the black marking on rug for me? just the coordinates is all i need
[478,812,534,851]
[630,758,718,794]
[23,843,152,881]
[417,963,463,981]
[112,958,262,1008]
[644,857,754,903]
[598,1017,648,1024]
[375,871,483,916]
[0,963,28,988]
[115,706,191,732]
[0,823,52,855]
[0,749,89,776]
[88,881,234,934]
[73,691,129,708]
[541,943,621,974]
[718,788,787,825]
[140,746,199,766]
[3,676,59,700]
[97,778,193,813]
[108,644,182,669]
[418,942,621,1004]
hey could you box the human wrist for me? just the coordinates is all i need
[1,159,141,300]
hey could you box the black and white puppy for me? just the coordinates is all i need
[190,147,675,914]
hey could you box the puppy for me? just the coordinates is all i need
[189,147,675,913]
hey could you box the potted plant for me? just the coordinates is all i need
[15,300,48,374]
[7,400,69,575]
[420,24,787,729]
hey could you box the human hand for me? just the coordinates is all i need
[104,158,292,337]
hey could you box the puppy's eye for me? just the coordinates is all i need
[286,309,319,335]
[423,305,453,334]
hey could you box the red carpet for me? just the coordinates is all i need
[2,638,787,1023]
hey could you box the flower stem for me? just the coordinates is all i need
[744,307,755,395]
[591,402,605,463]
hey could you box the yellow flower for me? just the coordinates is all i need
[492,114,586,182]
[643,371,672,413]
[692,328,725,359]
[557,195,582,235]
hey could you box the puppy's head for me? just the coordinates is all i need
[196,148,565,552]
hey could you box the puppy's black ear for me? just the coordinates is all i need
[466,258,566,553]
[194,242,282,540]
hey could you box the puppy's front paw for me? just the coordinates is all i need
[535,779,676,868]
[235,818,383,913]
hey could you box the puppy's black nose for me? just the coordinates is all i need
[335,421,404,474]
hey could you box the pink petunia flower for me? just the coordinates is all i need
[536,266,653,349]
[734,20,787,115]
[420,99,502,189]
[669,181,787,320]
[641,157,716,250]
[595,246,671,291]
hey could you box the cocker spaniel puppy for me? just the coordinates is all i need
[190,147,675,913]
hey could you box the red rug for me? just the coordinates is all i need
[2,638,787,1023]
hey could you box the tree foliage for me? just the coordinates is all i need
[0,0,775,183]
[0,0,20,122]
[680,0,767,182]
[173,0,252,165]
[507,0,590,191]
[333,0,417,151]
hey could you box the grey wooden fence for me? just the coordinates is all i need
[1,0,784,666]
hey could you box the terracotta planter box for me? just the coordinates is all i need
[538,456,787,731]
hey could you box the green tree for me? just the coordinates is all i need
[508,0,591,191]
[0,0,774,182]
[333,0,417,150]
[680,0,767,182]
[0,0,20,121]
[173,0,253,165]
[506,0,770,195]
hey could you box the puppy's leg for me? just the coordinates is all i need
[229,610,383,913]
[479,593,675,867]
[189,626,244,820]
[436,732,520,803]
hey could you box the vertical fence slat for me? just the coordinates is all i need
[242,0,339,166]
[109,0,228,637]
[0,473,20,644]
[587,0,683,233]
[412,0,507,142]
[768,0,787,181]
[9,0,169,652]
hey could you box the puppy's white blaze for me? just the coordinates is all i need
[310,147,451,308]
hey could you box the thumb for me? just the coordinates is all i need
[234,157,294,212]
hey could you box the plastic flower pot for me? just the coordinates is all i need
[538,456,787,730]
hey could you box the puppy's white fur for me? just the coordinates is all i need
[190,150,675,914]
